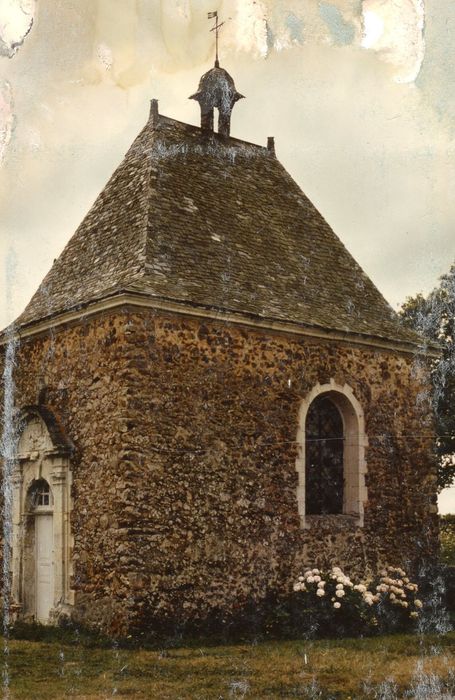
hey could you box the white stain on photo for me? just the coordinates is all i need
[0,79,13,164]
[0,0,36,58]
[361,0,425,83]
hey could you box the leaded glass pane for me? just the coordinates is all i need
[305,396,344,515]
[29,479,52,509]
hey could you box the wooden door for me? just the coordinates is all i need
[35,514,54,622]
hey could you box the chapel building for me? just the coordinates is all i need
[0,63,439,634]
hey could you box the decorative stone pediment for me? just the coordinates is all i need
[17,415,53,458]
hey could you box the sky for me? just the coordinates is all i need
[0,0,454,510]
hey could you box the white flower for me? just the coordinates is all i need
[336,589,345,598]
[344,580,354,587]
[316,588,325,597]
[364,597,374,606]
[312,569,320,575]
[336,576,345,584]
[414,599,423,608]
[410,611,419,619]
[390,586,402,596]
[354,584,367,593]
[313,575,321,583]
[293,583,302,592]
[336,583,344,590]
[317,581,326,589]
[306,576,315,584]
[298,576,305,582]
[390,593,396,600]
[333,602,341,609]
[401,601,408,608]
[304,570,313,578]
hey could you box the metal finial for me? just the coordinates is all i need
[208,11,225,67]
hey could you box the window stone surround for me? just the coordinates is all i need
[296,379,368,529]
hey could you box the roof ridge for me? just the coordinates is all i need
[137,119,160,285]
[157,114,269,151]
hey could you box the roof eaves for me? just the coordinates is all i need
[2,288,439,357]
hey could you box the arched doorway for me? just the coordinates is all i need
[23,479,55,622]
[12,408,73,624]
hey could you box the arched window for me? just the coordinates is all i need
[295,380,368,528]
[27,479,53,510]
[305,396,344,515]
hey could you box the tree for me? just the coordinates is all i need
[400,263,455,491]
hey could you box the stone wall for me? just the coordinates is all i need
[1,307,439,633]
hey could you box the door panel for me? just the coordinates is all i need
[35,514,54,622]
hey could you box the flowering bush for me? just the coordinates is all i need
[293,565,423,636]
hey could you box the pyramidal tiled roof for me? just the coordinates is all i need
[16,106,417,345]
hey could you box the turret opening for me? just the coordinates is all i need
[189,65,244,138]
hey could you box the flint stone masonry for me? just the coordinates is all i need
[2,307,438,634]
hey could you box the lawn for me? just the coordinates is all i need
[1,632,454,699]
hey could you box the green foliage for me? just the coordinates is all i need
[292,566,423,638]
[400,263,455,490]
[440,514,455,566]
[8,619,114,648]
[4,564,441,650]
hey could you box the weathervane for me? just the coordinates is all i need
[208,10,224,68]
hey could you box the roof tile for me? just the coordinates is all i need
[16,114,416,344]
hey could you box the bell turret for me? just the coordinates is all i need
[189,65,244,137]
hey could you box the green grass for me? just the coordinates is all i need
[1,632,454,699]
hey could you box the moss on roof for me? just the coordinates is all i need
[16,113,416,345]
